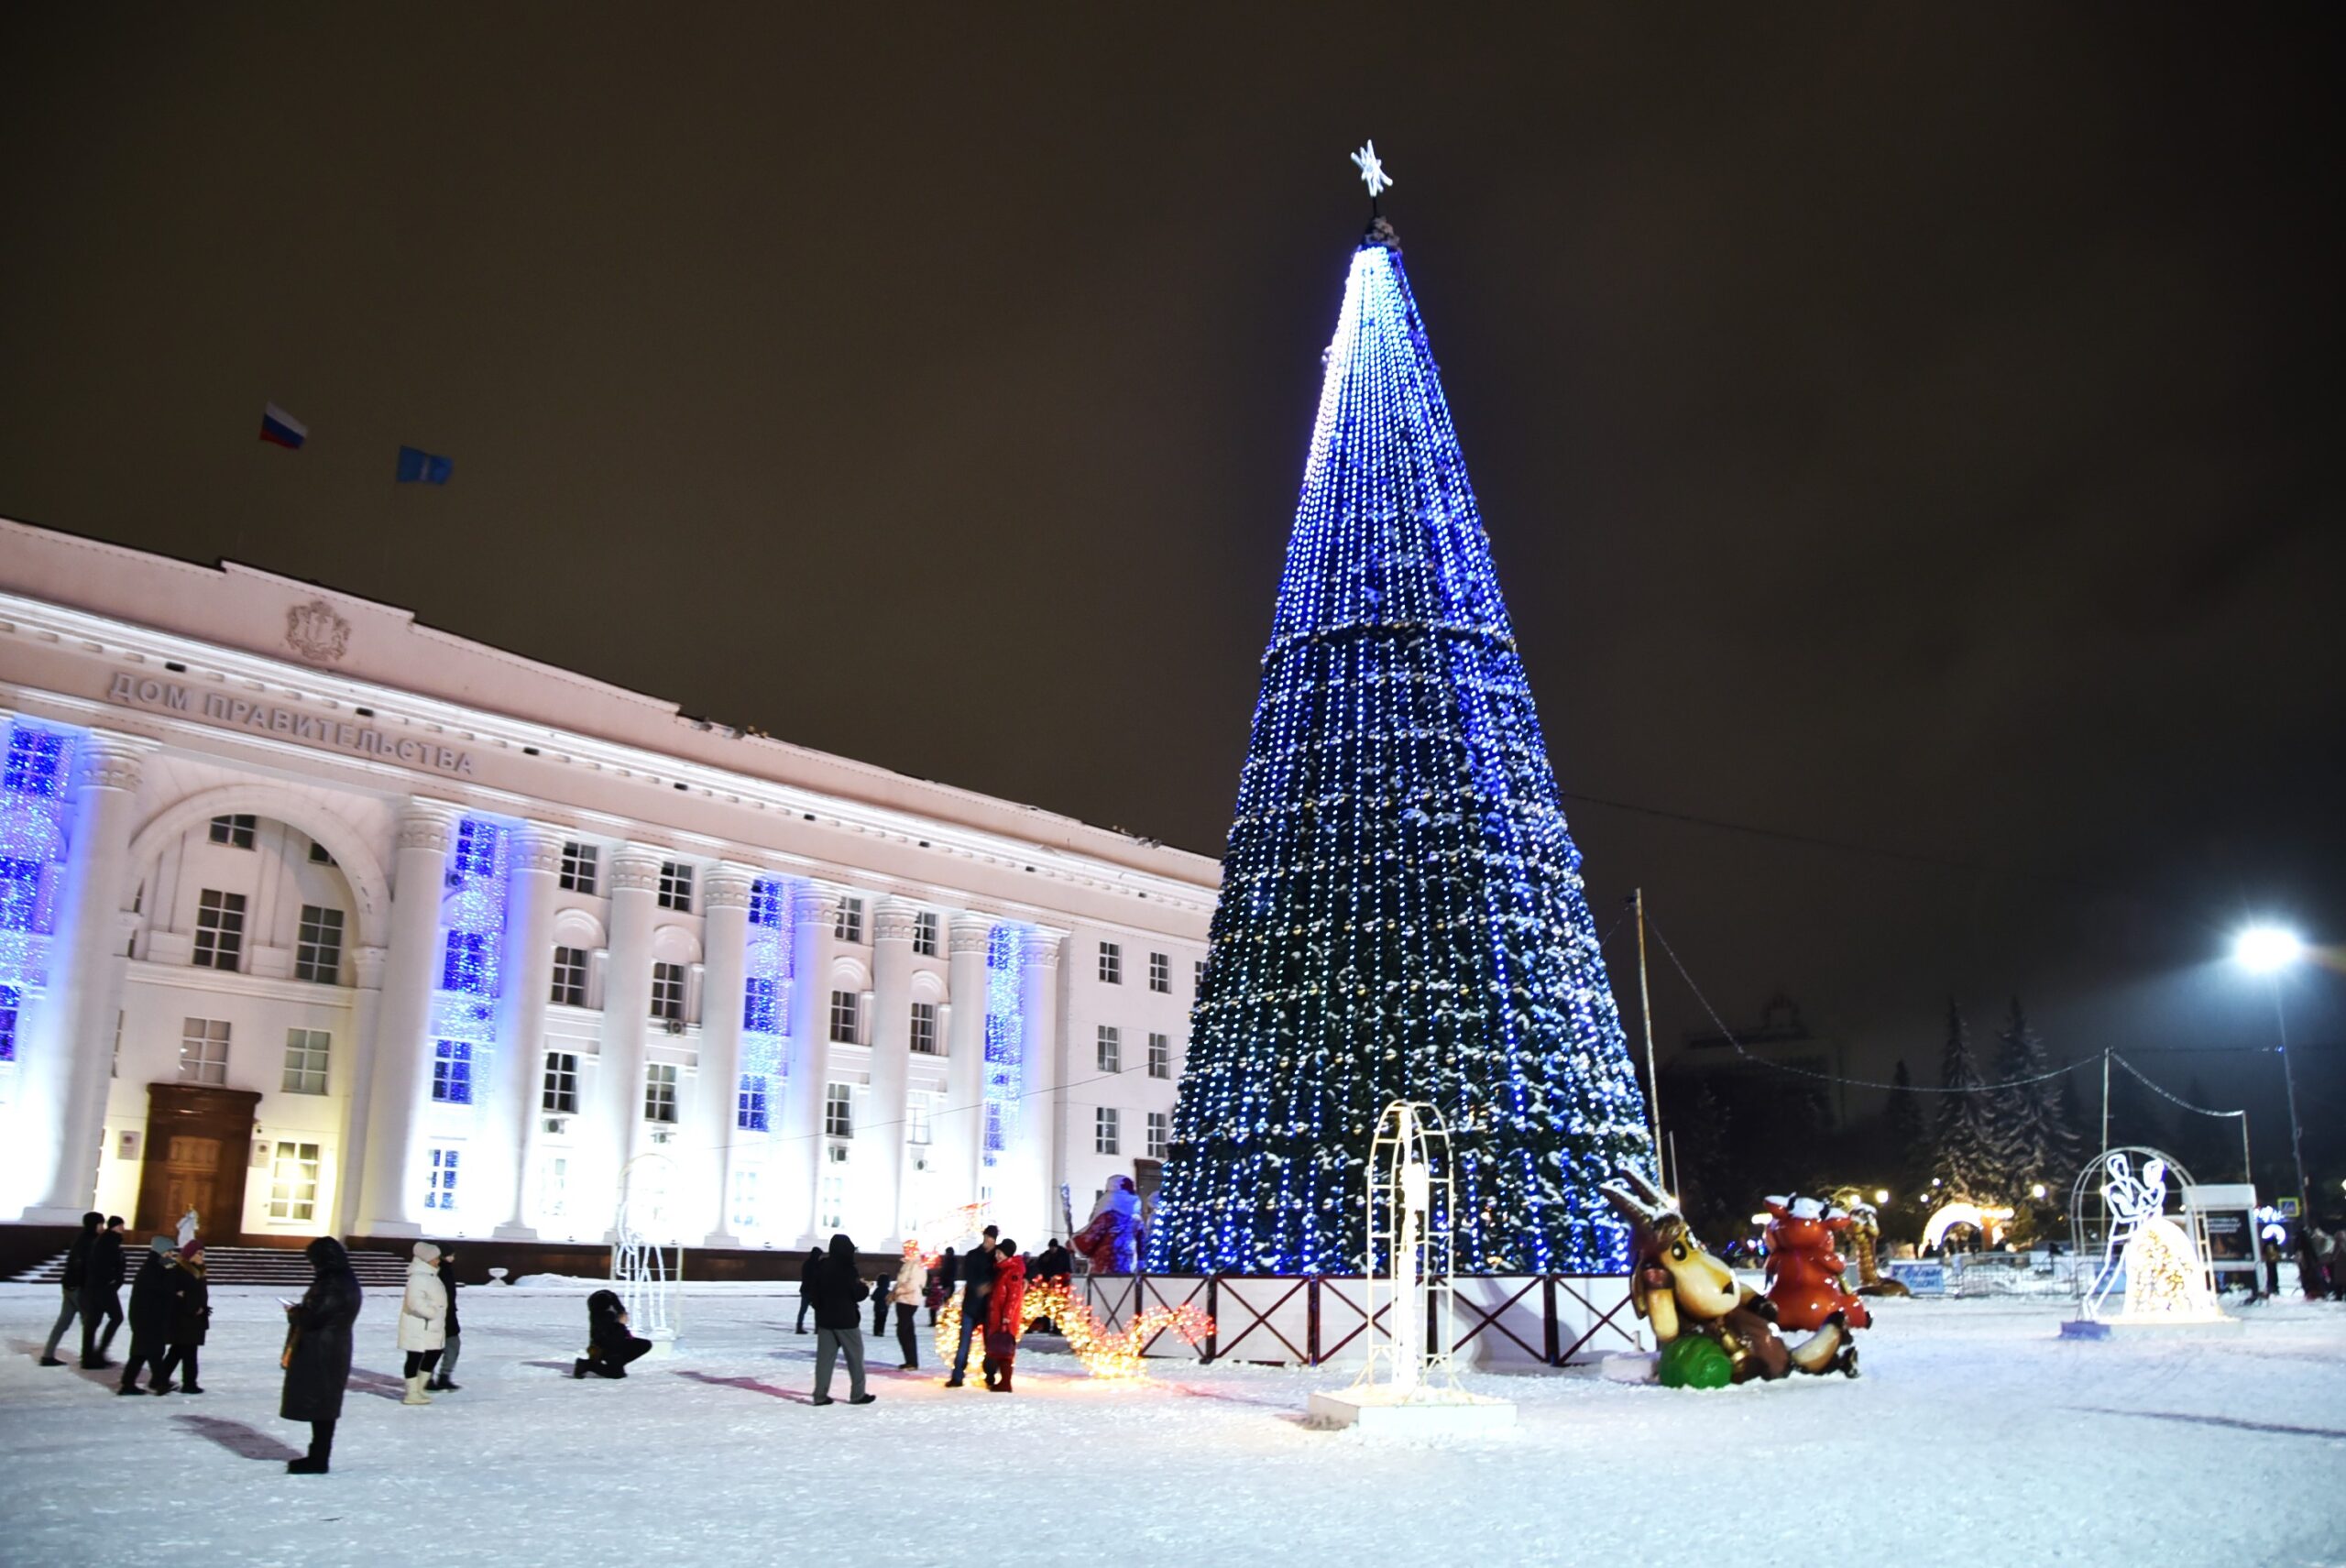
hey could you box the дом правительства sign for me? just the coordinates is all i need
[102,671,477,777]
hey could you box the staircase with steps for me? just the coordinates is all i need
[13,1245,412,1288]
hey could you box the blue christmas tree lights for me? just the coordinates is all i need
[1149,219,1653,1277]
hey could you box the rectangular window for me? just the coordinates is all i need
[550,946,589,1006]
[207,813,256,849]
[651,961,687,1022]
[1149,950,1170,992]
[825,1081,854,1138]
[0,857,39,936]
[1148,1031,1171,1080]
[907,1096,933,1146]
[834,896,864,943]
[908,1001,938,1056]
[559,841,598,894]
[912,910,939,957]
[828,990,861,1045]
[178,1017,230,1085]
[657,861,693,912]
[425,1146,460,1211]
[730,1167,761,1233]
[1194,959,1207,993]
[1147,1111,1169,1160]
[1096,1025,1122,1073]
[268,1141,321,1223]
[819,1170,845,1231]
[0,983,20,1064]
[1094,1107,1121,1156]
[743,974,780,1035]
[643,1063,679,1124]
[309,839,335,865]
[542,1051,580,1115]
[441,929,490,991]
[192,889,246,970]
[281,1028,331,1094]
[737,1073,770,1133]
[431,1038,473,1104]
[1098,941,1122,984]
[294,904,344,983]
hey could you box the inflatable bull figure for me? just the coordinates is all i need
[1601,1170,1859,1387]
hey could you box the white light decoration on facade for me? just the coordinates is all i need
[737,874,793,1132]
[981,925,1024,1167]
[0,721,78,1087]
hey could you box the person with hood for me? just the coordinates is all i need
[281,1236,362,1475]
[889,1241,925,1370]
[117,1235,177,1395]
[80,1215,126,1368]
[576,1288,651,1378]
[925,1246,956,1326]
[396,1241,448,1405]
[38,1211,102,1365]
[153,1241,211,1393]
[946,1224,999,1387]
[981,1237,1029,1393]
[807,1234,876,1406]
[794,1246,821,1333]
[427,1248,463,1392]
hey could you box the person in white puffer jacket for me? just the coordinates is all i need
[395,1241,448,1405]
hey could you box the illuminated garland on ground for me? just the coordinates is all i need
[932,1280,1213,1382]
[1148,217,1651,1277]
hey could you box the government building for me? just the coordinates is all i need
[0,517,1219,1272]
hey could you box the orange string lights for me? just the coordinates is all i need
[932,1277,1212,1381]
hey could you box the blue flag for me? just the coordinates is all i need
[396,445,453,485]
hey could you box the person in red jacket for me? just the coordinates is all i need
[981,1239,1028,1394]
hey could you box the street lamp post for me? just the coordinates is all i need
[2232,925,2312,1214]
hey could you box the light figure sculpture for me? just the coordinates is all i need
[1149,176,1652,1277]
[2071,1147,2223,1325]
[613,1151,682,1347]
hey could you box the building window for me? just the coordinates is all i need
[643,1063,679,1124]
[1094,1107,1121,1156]
[651,961,687,1022]
[268,1141,321,1223]
[819,1169,846,1231]
[737,1073,770,1133]
[0,857,39,937]
[1096,1025,1122,1073]
[0,983,20,1065]
[834,896,864,944]
[1194,959,1206,993]
[192,889,246,970]
[294,904,344,983]
[309,839,335,865]
[543,1051,580,1115]
[730,1168,761,1234]
[177,1017,230,1085]
[281,1028,331,1094]
[441,929,491,991]
[431,1038,473,1104]
[550,946,589,1006]
[907,1096,933,1146]
[559,841,598,894]
[1148,1031,1171,1080]
[908,1001,938,1056]
[828,990,861,1045]
[207,813,256,849]
[1098,941,1122,984]
[542,1155,568,1220]
[657,861,693,912]
[1147,1111,1169,1160]
[1149,951,1170,992]
[912,910,939,957]
[825,1081,854,1138]
[424,1146,460,1211]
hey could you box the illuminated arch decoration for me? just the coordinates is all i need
[2069,1146,2224,1325]
[1921,1201,2017,1254]
[932,1275,1211,1382]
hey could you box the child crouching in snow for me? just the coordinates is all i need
[576,1288,651,1378]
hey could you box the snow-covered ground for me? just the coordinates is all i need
[4,1282,2343,1568]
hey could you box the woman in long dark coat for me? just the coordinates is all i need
[280,1236,362,1475]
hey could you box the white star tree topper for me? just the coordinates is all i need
[1351,139,1394,199]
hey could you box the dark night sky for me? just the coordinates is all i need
[5,8,2341,1180]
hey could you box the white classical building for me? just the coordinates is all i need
[0,517,1218,1260]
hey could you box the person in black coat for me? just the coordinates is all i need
[79,1216,126,1368]
[576,1288,651,1378]
[806,1233,875,1405]
[946,1224,999,1387]
[117,1237,176,1395]
[281,1236,362,1475]
[795,1247,822,1333]
[428,1250,463,1392]
[153,1243,211,1393]
[39,1211,101,1365]
[926,1246,957,1326]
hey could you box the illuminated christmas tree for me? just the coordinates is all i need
[1150,150,1653,1276]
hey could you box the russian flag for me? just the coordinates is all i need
[396,445,453,485]
[258,403,307,449]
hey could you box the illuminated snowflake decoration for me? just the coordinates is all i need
[1351,139,1394,199]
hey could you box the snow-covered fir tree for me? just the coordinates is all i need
[1989,998,2083,1195]
[1930,1001,2002,1200]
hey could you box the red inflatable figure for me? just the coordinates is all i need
[1763,1195,1872,1332]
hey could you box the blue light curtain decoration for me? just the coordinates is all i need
[738,874,793,1132]
[981,925,1025,1168]
[429,815,511,1106]
[1148,223,1654,1277]
[0,720,80,1069]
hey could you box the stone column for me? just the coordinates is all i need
[354,800,458,1237]
[599,845,663,1201]
[333,946,387,1236]
[1015,929,1065,1245]
[867,898,917,1246]
[696,863,754,1247]
[780,883,839,1246]
[493,825,565,1239]
[23,730,152,1223]
[940,915,992,1208]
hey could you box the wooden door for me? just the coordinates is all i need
[159,1136,222,1230]
[137,1083,261,1243]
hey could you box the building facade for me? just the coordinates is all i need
[0,518,1217,1258]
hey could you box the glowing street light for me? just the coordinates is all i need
[2231,923,2312,1219]
[1873,1189,1890,1205]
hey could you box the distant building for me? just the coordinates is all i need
[1670,991,1856,1131]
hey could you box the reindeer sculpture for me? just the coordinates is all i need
[1601,1169,1858,1385]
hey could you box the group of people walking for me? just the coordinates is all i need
[38,1212,211,1394]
